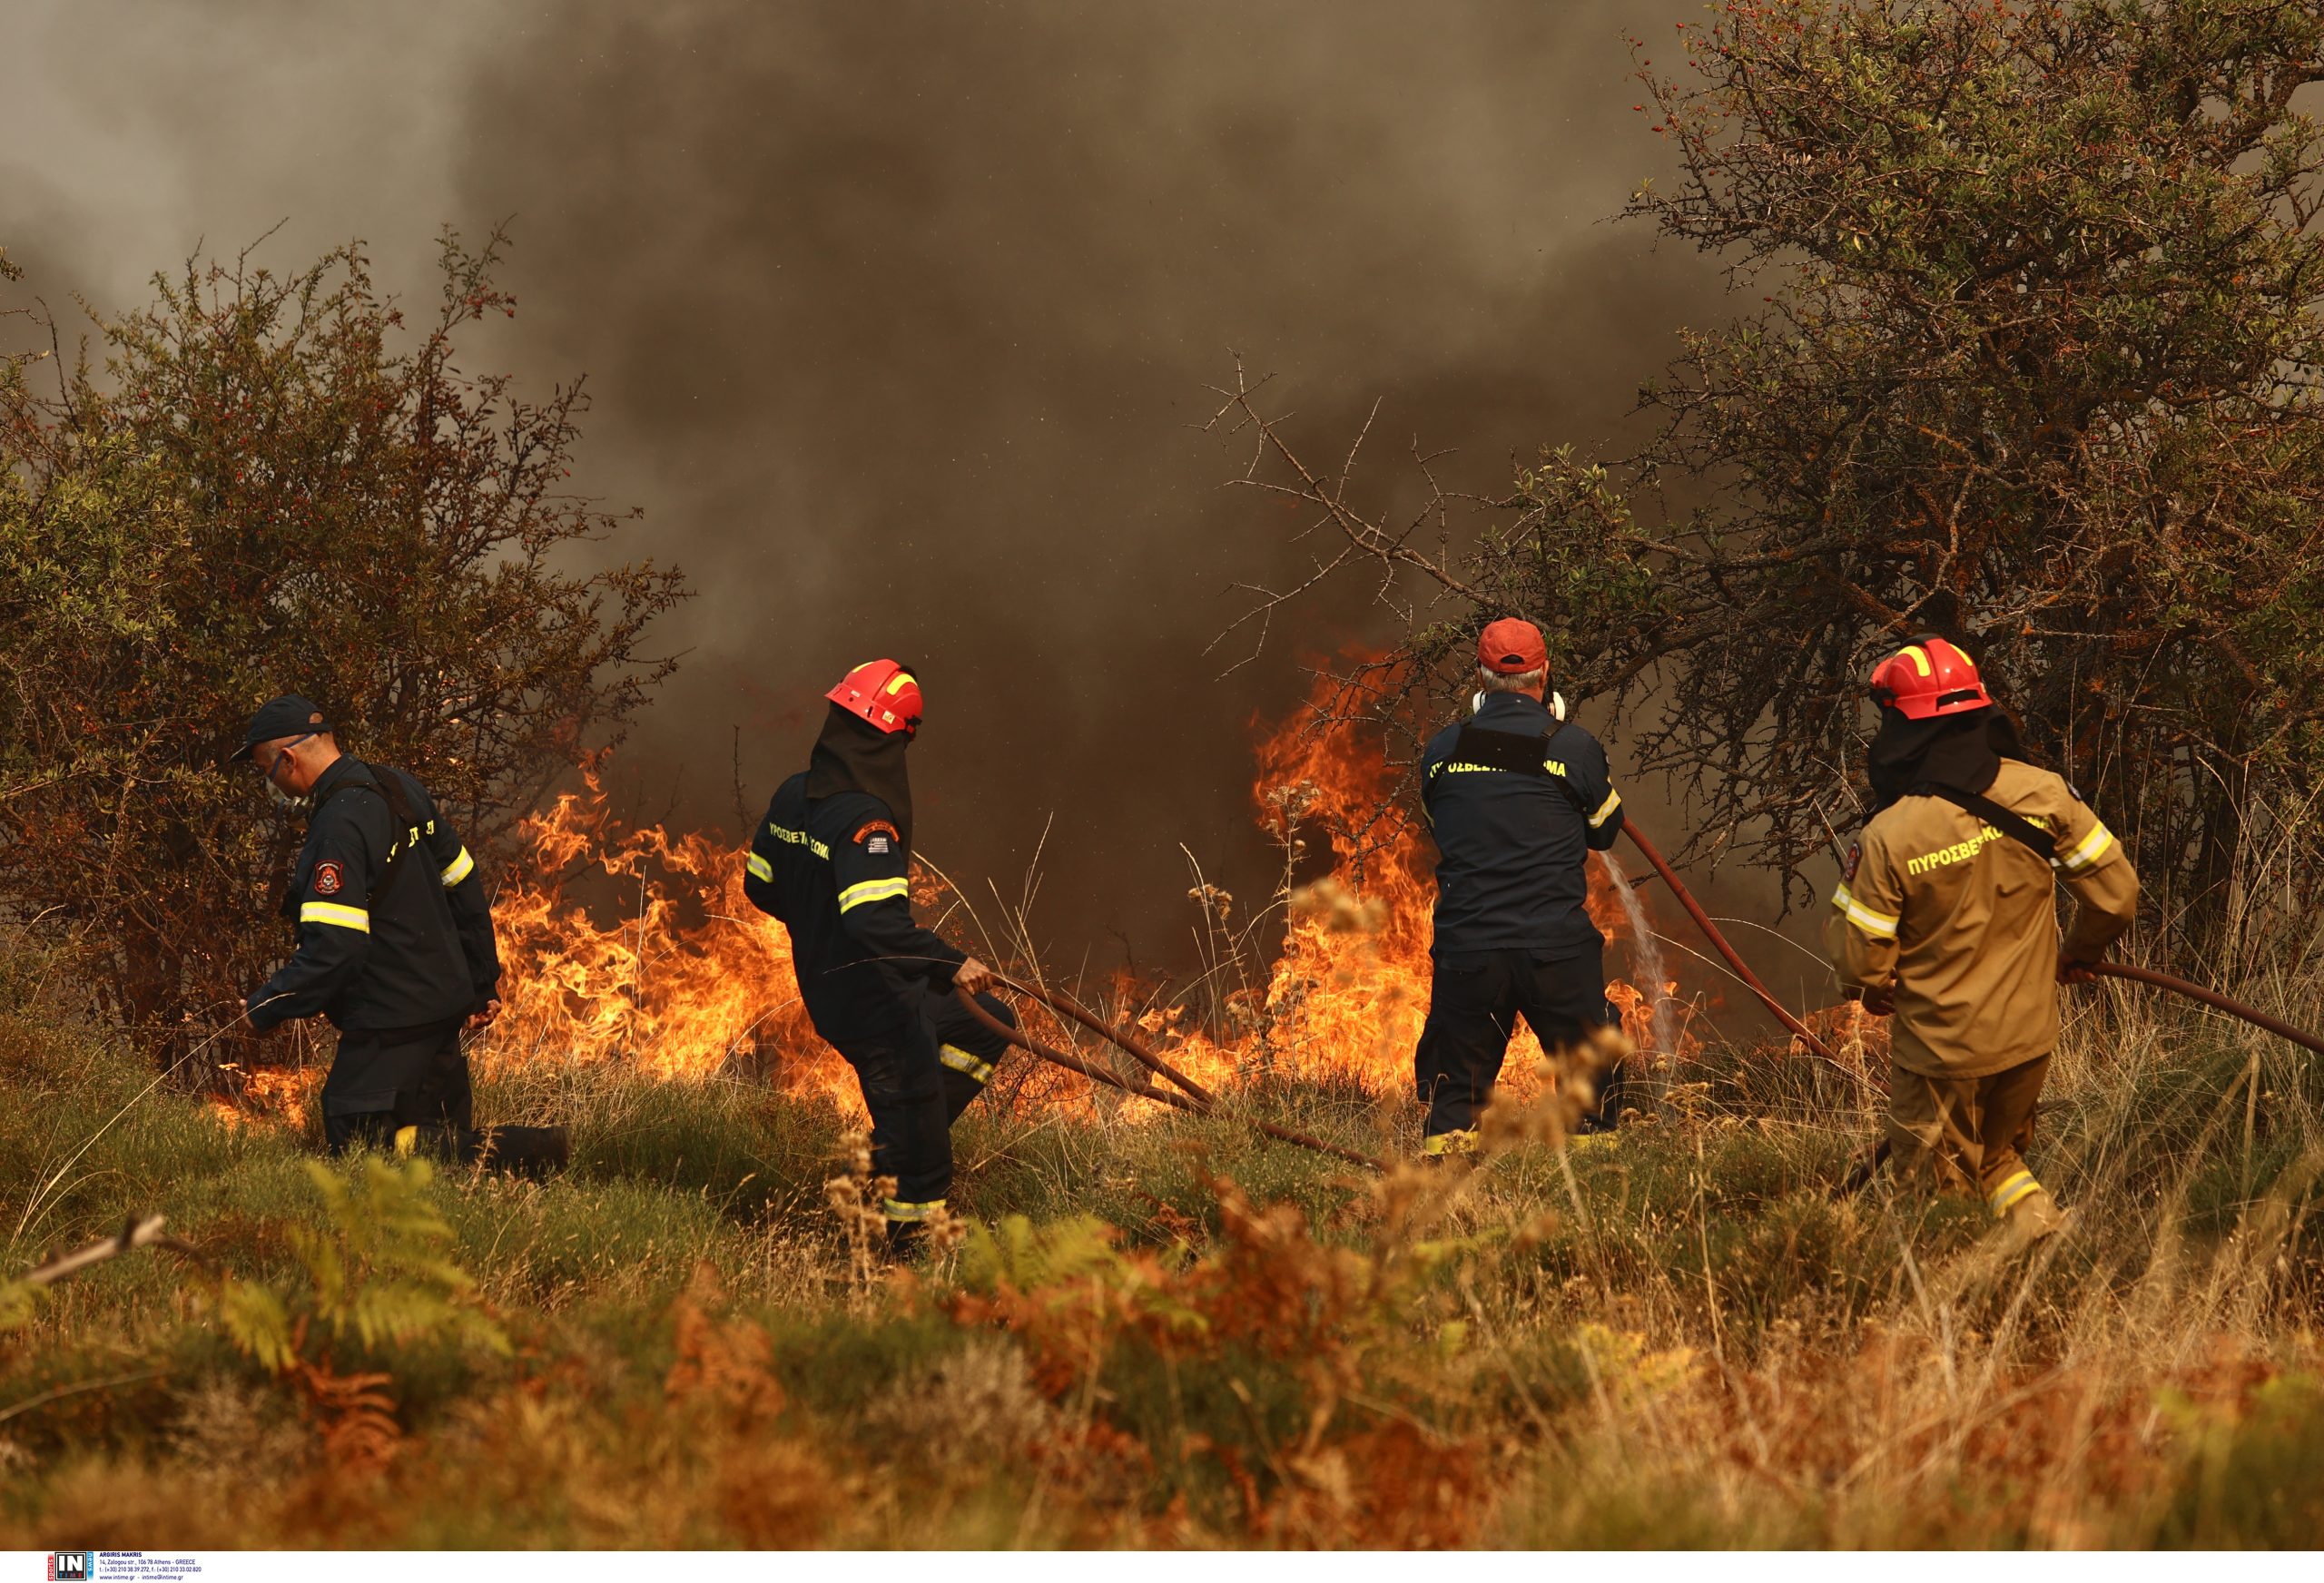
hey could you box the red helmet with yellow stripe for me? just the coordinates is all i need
[1868,637,1992,720]
[826,659,923,735]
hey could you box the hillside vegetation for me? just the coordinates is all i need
[5,941,2319,1549]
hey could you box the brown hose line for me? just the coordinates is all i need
[957,986,1385,1171]
[953,988,1208,1114]
[1837,962,2324,1199]
[2089,962,2324,1057]
[995,975,1220,1106]
[1620,821,1849,1071]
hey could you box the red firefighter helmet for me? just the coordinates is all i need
[826,659,923,735]
[1867,637,1992,720]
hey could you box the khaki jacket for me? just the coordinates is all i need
[1827,759,2139,1078]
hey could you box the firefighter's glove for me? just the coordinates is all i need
[952,957,996,995]
[2057,958,2099,987]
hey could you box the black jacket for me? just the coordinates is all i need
[1420,693,1624,958]
[247,756,500,1033]
[742,772,967,1041]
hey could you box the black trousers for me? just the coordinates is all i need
[1414,943,1622,1142]
[825,985,1018,1220]
[324,1023,564,1175]
[322,1021,474,1145]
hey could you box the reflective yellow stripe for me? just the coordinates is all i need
[300,900,371,932]
[393,1126,420,1157]
[1845,900,1900,940]
[882,1197,945,1223]
[1832,884,1900,941]
[768,821,830,860]
[438,846,475,887]
[745,851,773,882]
[1988,1170,2041,1215]
[838,876,911,912]
[1897,643,1933,677]
[2058,821,2115,872]
[939,1045,994,1085]
[1589,788,1622,829]
[1422,1129,1476,1157]
[884,670,917,695]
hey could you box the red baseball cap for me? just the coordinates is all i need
[1476,617,1549,676]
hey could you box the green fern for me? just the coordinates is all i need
[218,1155,507,1372]
[217,1278,294,1371]
[0,1276,38,1332]
[960,1213,1123,1293]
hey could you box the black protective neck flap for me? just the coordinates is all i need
[1865,698,2053,860]
[1867,707,2005,809]
[803,704,914,850]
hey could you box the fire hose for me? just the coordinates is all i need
[1834,961,2324,1197]
[952,836,2323,1189]
[1621,820,1927,1198]
[1618,821,1924,1197]
[1620,822,1848,1072]
[959,819,1852,1175]
[955,979,1386,1171]
[2086,961,2324,1058]
[944,822,1844,1175]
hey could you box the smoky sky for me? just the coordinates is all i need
[6,2,1831,1012]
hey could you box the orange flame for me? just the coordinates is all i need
[475,778,858,1109]
[1158,682,1699,1096]
[213,674,1704,1127]
[475,676,1703,1102]
[207,1063,325,1130]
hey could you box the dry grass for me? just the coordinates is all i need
[2,915,2320,1548]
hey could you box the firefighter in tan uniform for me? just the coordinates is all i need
[1829,638,2139,1238]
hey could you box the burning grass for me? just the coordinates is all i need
[459,682,1704,1134]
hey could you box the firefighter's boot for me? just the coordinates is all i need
[474,1124,572,1180]
[886,1216,930,1263]
[2002,1183,2069,1244]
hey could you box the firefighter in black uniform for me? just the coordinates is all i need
[1414,619,1628,1155]
[233,694,565,1173]
[742,660,1012,1253]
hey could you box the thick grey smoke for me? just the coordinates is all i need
[5,1,1773,983]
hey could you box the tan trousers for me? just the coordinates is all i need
[1886,1054,2058,1224]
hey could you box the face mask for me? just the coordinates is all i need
[260,752,313,811]
[255,730,319,811]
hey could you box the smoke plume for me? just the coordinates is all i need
[5,1,1754,976]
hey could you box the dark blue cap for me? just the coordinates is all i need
[231,695,330,762]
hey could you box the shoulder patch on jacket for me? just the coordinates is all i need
[852,819,900,855]
[1844,842,1860,883]
[313,860,344,896]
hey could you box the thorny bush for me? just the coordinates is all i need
[0,227,686,1074]
[1218,0,2324,952]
